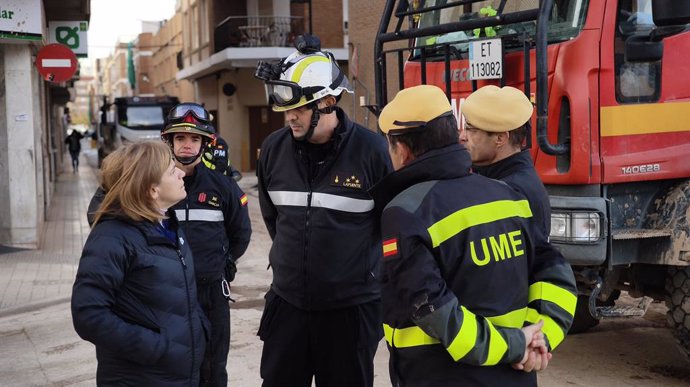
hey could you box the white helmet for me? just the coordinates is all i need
[262,50,353,112]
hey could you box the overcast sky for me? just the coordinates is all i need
[87,0,177,59]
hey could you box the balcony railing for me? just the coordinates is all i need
[214,16,305,52]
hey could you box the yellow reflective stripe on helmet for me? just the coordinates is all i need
[383,324,440,348]
[427,200,532,248]
[447,306,478,361]
[528,282,577,316]
[486,307,528,328]
[289,56,330,83]
[482,322,508,366]
[525,308,566,349]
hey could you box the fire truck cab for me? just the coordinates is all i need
[373,0,690,357]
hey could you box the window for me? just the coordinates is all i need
[614,0,660,103]
[413,0,590,60]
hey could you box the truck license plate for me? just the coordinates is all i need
[469,38,503,80]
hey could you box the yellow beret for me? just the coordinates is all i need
[378,85,452,134]
[461,85,533,132]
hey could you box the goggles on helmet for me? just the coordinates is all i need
[167,103,212,124]
[264,79,324,108]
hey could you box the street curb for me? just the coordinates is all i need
[0,296,71,318]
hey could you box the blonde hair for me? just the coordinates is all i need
[93,141,174,226]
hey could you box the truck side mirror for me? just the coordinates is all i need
[652,0,690,26]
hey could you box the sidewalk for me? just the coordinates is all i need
[0,149,98,317]
[0,148,391,386]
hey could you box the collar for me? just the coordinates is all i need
[473,150,532,180]
[369,143,472,209]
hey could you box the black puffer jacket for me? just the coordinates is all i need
[71,213,208,387]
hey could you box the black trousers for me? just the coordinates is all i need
[258,290,383,387]
[197,278,230,387]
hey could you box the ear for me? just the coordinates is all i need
[495,132,510,147]
[398,141,415,166]
[150,184,160,200]
[323,95,337,107]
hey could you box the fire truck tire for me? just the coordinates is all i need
[569,295,599,334]
[665,266,690,360]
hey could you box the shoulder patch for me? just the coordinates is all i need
[382,236,399,260]
[239,193,248,206]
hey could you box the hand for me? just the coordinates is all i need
[512,320,552,372]
[224,258,237,282]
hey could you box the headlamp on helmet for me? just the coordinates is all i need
[254,34,353,112]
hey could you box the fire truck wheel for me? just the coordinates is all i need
[569,295,599,334]
[665,265,690,360]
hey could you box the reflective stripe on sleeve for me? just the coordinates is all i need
[268,190,374,213]
[427,200,533,248]
[528,281,577,317]
[486,307,528,328]
[174,209,225,222]
[383,324,440,348]
[447,305,478,361]
[482,322,508,366]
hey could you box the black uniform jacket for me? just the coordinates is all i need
[475,150,577,350]
[474,150,550,237]
[71,212,208,387]
[172,163,251,280]
[257,107,392,310]
[370,144,539,387]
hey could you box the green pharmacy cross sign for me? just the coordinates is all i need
[49,21,89,58]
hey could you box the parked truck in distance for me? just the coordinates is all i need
[97,95,179,167]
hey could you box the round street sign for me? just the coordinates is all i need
[35,43,78,83]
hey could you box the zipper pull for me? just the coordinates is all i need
[178,250,187,268]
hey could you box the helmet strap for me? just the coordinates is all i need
[293,103,320,142]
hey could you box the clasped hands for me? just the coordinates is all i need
[513,320,552,373]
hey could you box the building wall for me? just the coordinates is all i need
[135,33,154,95]
[0,45,42,247]
[348,0,406,131]
[151,13,194,101]
[311,0,345,47]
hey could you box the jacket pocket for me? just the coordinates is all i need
[257,289,279,341]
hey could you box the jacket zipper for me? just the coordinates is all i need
[177,247,195,385]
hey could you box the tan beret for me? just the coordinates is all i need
[461,85,533,132]
[378,85,452,134]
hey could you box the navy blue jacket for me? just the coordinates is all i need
[172,163,251,280]
[72,213,208,386]
[370,144,538,387]
[257,107,392,310]
[474,150,577,350]
[474,150,551,239]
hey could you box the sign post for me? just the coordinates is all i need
[35,43,78,83]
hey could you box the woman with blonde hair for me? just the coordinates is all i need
[72,140,208,386]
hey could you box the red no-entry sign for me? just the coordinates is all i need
[35,43,78,83]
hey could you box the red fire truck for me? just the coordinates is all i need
[372,0,690,357]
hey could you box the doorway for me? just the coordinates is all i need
[249,106,285,170]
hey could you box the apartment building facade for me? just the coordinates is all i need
[174,0,351,171]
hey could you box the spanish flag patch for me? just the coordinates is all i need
[240,194,248,206]
[382,237,398,258]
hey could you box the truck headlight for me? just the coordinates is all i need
[550,211,602,243]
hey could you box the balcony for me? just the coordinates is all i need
[214,16,306,52]
[179,14,346,81]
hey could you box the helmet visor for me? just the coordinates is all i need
[168,103,211,124]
